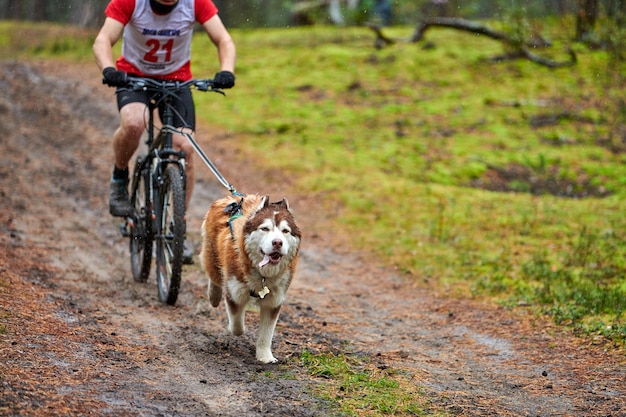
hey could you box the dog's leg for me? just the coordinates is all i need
[208,281,223,307]
[256,305,281,363]
[225,297,246,336]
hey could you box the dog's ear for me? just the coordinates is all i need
[254,195,270,213]
[270,198,293,213]
[279,198,291,212]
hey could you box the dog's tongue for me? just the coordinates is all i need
[259,254,271,268]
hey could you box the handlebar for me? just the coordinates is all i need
[116,76,225,95]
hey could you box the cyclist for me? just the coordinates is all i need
[93,0,236,264]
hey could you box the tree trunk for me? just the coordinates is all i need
[328,0,344,25]
[555,0,569,15]
[31,0,46,22]
[575,0,599,41]
[618,0,626,25]
[7,0,23,20]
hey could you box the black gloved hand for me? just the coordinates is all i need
[213,71,235,89]
[102,67,128,87]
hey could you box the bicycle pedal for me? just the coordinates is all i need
[120,217,135,237]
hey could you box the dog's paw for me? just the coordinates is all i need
[256,352,278,364]
[229,323,245,336]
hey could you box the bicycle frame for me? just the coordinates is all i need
[118,76,222,305]
[122,105,187,238]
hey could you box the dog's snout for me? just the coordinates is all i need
[272,238,283,248]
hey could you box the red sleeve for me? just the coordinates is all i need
[105,0,135,25]
[195,0,218,24]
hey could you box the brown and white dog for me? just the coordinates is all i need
[200,194,301,363]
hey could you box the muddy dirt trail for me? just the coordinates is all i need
[1,60,625,417]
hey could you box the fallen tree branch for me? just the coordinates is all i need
[410,17,551,48]
[367,17,576,68]
[491,46,577,68]
[365,23,396,49]
[524,45,577,68]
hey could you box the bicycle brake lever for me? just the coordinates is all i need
[132,80,147,91]
[194,80,210,91]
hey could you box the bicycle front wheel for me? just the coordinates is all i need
[129,160,153,283]
[155,164,186,305]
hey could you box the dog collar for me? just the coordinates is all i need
[250,286,270,298]
[250,279,270,299]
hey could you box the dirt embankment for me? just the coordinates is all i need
[1,60,625,417]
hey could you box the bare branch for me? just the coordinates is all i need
[367,18,576,68]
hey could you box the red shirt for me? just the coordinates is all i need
[105,0,218,80]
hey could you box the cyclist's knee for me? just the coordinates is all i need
[174,134,195,155]
[181,143,195,162]
[122,116,144,135]
[185,149,194,165]
[120,104,147,137]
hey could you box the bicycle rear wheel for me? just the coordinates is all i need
[155,164,186,305]
[129,160,153,283]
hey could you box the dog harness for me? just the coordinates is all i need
[223,198,244,241]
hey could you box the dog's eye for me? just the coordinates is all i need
[282,229,290,234]
[260,227,270,232]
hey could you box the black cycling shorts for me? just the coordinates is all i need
[116,85,196,131]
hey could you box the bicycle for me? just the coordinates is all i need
[113,76,224,305]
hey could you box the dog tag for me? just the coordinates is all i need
[258,286,270,299]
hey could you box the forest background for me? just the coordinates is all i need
[0,0,625,32]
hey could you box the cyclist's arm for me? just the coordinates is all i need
[201,15,236,73]
[93,17,125,72]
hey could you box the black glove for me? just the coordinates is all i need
[213,71,235,89]
[102,67,128,87]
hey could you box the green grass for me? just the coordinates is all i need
[193,25,626,344]
[298,350,444,416]
[0,21,96,60]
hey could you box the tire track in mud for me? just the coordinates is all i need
[2,60,625,417]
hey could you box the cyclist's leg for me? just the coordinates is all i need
[110,90,150,217]
[173,129,195,207]
[114,102,149,169]
[114,90,151,171]
[159,88,196,208]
